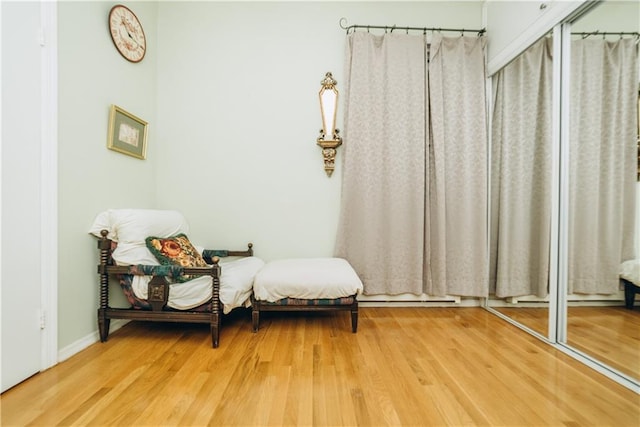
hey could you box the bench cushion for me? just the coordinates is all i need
[620,259,640,288]
[253,258,363,302]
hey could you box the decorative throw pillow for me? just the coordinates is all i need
[146,234,208,282]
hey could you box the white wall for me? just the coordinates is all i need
[57,1,159,349]
[155,1,484,261]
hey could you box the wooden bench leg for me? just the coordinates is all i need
[351,303,358,333]
[252,305,260,332]
[623,280,637,310]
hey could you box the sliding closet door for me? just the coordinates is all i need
[487,32,556,340]
[487,0,639,394]
[559,0,640,388]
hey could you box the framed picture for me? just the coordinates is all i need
[107,105,148,159]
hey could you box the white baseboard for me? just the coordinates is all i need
[358,293,462,303]
[359,295,481,308]
[57,319,129,363]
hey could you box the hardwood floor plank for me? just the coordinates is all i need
[1,307,638,427]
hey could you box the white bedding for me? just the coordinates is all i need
[89,209,264,313]
[253,258,363,302]
[620,259,640,287]
[130,256,265,313]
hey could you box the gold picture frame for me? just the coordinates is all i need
[107,105,148,159]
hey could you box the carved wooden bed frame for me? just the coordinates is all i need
[97,230,253,348]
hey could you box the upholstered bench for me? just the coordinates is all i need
[620,259,640,310]
[251,258,364,332]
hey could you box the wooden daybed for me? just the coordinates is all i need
[91,209,263,348]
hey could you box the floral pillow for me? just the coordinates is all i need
[146,234,208,282]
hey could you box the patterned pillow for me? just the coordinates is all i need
[145,234,208,282]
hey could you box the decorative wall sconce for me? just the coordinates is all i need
[317,72,342,177]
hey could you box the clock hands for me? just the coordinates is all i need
[121,17,142,49]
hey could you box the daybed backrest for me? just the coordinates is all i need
[89,209,189,266]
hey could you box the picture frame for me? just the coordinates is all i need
[107,105,148,159]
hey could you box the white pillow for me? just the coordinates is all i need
[88,210,116,240]
[112,242,160,266]
[93,209,189,242]
[89,209,190,266]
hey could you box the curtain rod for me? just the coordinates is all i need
[572,30,640,39]
[339,18,485,36]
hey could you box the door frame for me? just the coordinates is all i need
[40,0,58,371]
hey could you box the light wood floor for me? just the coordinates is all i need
[2,307,639,426]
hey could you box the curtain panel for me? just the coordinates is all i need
[335,33,427,296]
[335,32,488,297]
[427,34,488,297]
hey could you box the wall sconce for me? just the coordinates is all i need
[317,72,342,177]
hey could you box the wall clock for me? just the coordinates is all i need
[108,4,146,63]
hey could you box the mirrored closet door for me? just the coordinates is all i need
[487,30,557,340]
[487,0,639,391]
[560,0,640,385]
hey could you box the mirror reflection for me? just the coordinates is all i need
[565,0,640,381]
[319,72,339,141]
[320,90,337,139]
[488,33,554,338]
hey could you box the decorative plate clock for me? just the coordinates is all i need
[108,4,146,63]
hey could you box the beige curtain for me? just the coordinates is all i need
[335,32,488,297]
[427,34,488,297]
[568,38,638,294]
[335,32,426,295]
[489,37,554,298]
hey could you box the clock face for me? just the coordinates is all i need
[108,5,146,63]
